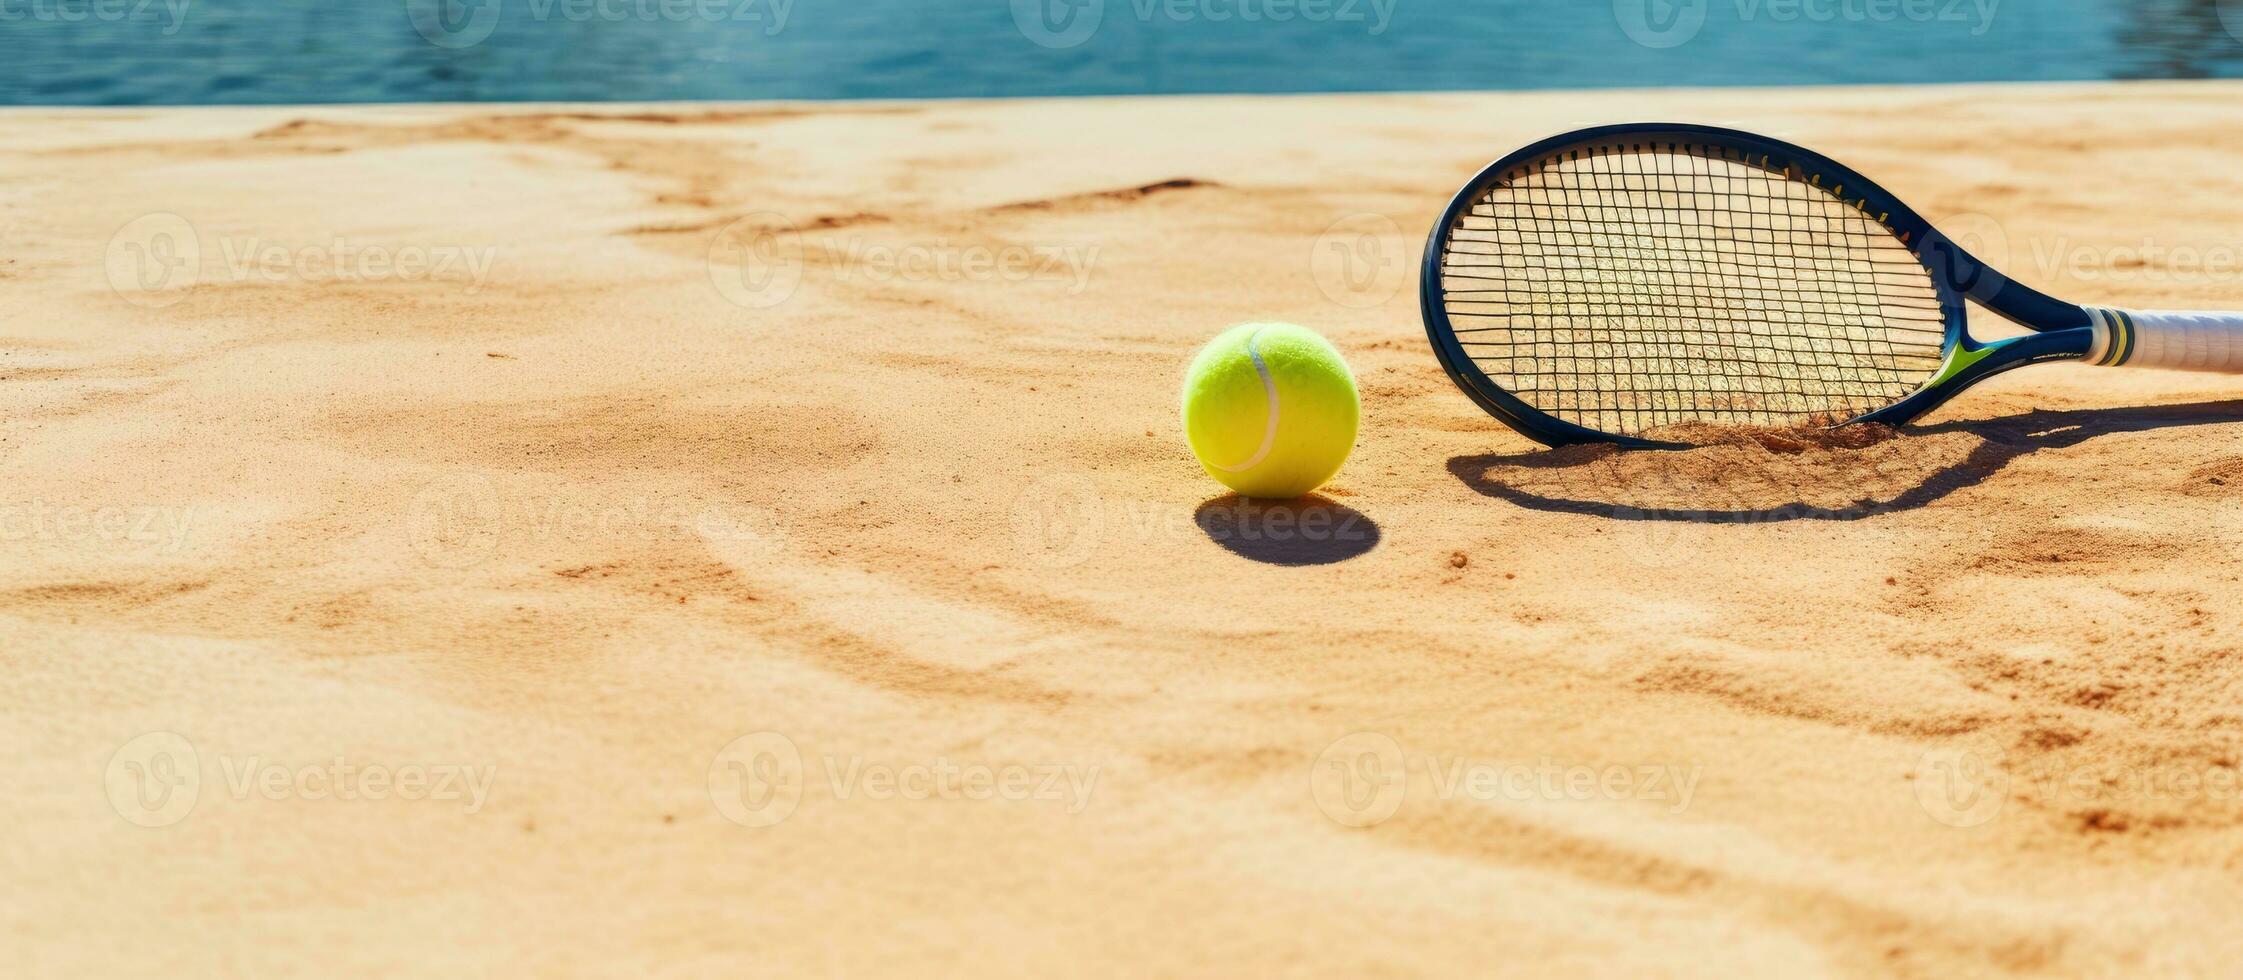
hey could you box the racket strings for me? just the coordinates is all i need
[1439,145,1946,437]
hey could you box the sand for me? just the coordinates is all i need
[6,82,2243,977]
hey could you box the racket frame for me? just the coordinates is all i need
[1420,123,2098,448]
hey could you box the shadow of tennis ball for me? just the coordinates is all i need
[1193,494,1379,566]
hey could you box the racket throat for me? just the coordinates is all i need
[1859,328,2097,429]
[1926,342,2001,389]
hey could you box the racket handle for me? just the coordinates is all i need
[2087,308,2243,373]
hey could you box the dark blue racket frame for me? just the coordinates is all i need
[1420,123,2098,448]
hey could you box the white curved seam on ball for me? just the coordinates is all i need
[1213,326,1280,473]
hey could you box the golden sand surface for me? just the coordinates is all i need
[6,82,2243,977]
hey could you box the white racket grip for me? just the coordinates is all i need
[2085,308,2243,373]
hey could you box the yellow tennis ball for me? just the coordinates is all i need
[1181,322,1359,499]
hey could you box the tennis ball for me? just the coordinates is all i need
[1181,322,1359,499]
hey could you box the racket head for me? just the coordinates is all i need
[1421,123,1981,448]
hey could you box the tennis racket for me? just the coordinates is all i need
[1420,123,2243,448]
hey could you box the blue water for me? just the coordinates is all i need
[5,0,2242,105]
